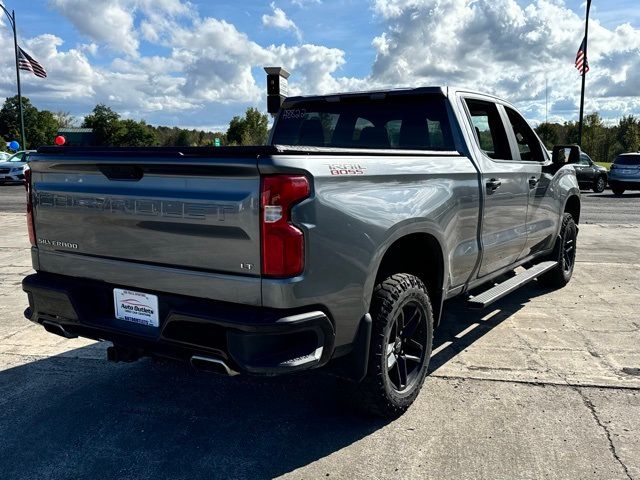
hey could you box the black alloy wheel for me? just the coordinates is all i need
[539,213,577,288]
[355,273,433,417]
[384,300,429,393]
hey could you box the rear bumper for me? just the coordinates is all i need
[22,272,335,375]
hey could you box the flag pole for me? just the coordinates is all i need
[577,0,592,147]
[1,4,26,149]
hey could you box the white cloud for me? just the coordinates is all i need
[48,0,193,56]
[48,0,139,56]
[1,0,638,130]
[262,3,301,40]
[291,0,321,7]
[369,0,640,121]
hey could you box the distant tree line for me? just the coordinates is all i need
[535,114,640,163]
[5,94,635,161]
[0,95,269,150]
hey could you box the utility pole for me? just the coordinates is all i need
[577,0,592,147]
[1,3,26,149]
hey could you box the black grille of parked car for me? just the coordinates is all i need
[0,168,11,174]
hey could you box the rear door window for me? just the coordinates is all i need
[272,94,455,151]
[504,107,545,162]
[464,99,512,160]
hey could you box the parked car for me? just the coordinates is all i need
[573,152,608,193]
[0,152,11,162]
[0,150,36,184]
[22,87,581,416]
[609,153,640,195]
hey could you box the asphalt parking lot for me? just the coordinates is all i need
[0,185,639,479]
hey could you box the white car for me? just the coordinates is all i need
[0,150,36,184]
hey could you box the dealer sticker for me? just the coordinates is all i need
[114,288,159,327]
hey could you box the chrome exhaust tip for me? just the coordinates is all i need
[190,355,240,376]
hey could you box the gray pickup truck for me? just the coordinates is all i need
[22,87,581,416]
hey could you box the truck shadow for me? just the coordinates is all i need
[0,282,548,480]
[0,348,386,480]
[430,281,551,373]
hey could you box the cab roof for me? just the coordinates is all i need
[282,86,505,105]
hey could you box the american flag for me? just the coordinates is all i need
[18,47,47,78]
[575,37,589,75]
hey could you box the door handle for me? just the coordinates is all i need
[529,176,539,188]
[486,178,502,193]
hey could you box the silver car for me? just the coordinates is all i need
[0,150,35,184]
[609,153,640,195]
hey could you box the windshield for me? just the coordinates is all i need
[614,155,640,166]
[272,94,454,151]
[7,153,25,162]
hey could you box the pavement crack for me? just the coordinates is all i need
[430,373,640,391]
[574,387,633,480]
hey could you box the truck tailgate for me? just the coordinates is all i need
[29,148,263,304]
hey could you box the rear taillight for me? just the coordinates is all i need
[24,168,36,246]
[260,175,310,278]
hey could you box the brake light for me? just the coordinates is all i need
[24,168,36,246]
[260,175,310,277]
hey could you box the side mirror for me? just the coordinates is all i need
[552,145,581,166]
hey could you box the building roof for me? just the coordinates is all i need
[57,128,93,133]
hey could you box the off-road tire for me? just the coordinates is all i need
[593,176,606,193]
[355,273,433,417]
[538,213,577,289]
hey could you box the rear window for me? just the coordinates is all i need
[614,155,640,165]
[272,95,454,151]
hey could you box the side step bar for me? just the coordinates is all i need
[467,261,558,309]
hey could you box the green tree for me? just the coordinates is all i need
[31,110,60,148]
[616,116,640,154]
[82,104,124,146]
[535,122,559,149]
[564,121,580,145]
[174,129,193,146]
[0,95,59,148]
[226,107,269,145]
[582,113,605,160]
[117,119,157,146]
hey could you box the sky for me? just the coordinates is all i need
[0,0,639,131]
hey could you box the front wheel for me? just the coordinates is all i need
[538,213,577,289]
[355,273,433,417]
[593,176,606,193]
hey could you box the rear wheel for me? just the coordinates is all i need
[355,273,433,417]
[539,213,577,289]
[593,176,606,193]
[612,187,625,196]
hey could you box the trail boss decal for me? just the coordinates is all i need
[327,164,366,176]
